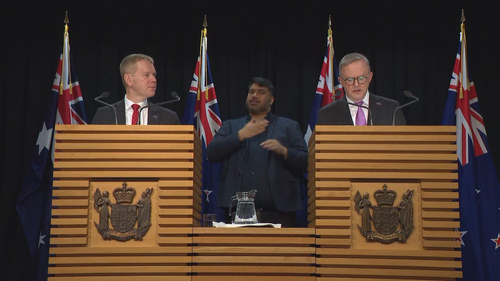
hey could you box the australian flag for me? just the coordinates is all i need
[304,21,342,145]
[181,24,223,222]
[16,24,87,281]
[441,17,500,281]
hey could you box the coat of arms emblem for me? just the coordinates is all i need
[93,182,152,241]
[354,184,414,243]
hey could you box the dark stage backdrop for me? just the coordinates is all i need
[1,1,499,280]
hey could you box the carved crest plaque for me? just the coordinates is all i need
[354,184,414,243]
[93,182,152,241]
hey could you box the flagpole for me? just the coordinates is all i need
[202,16,209,100]
[328,15,333,95]
[459,9,467,99]
[60,11,72,96]
[197,16,205,101]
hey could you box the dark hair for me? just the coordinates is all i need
[248,77,275,96]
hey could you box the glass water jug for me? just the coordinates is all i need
[229,189,258,224]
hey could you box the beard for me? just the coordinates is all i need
[246,100,270,116]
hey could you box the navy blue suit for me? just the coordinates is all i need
[317,93,406,125]
[206,113,308,212]
[91,100,180,125]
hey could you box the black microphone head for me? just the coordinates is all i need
[403,90,414,98]
[96,91,110,99]
[171,91,179,99]
[332,89,344,100]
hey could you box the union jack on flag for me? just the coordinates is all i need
[304,16,342,145]
[190,52,221,148]
[441,11,500,281]
[55,29,87,127]
[182,17,223,220]
[16,16,87,281]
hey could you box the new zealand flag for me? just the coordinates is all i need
[181,27,223,221]
[299,22,343,227]
[441,18,500,281]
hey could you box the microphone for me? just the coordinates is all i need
[95,91,118,125]
[137,91,181,125]
[392,90,419,125]
[332,90,373,125]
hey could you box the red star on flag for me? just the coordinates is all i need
[454,228,467,246]
[491,233,500,250]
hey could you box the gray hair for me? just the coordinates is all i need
[338,52,371,74]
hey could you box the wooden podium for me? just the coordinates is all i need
[48,125,202,281]
[308,125,462,280]
[47,124,463,280]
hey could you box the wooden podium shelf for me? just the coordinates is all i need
[191,227,317,281]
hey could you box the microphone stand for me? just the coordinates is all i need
[392,90,419,125]
[137,92,181,125]
[94,91,117,125]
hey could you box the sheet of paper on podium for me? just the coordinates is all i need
[212,222,281,228]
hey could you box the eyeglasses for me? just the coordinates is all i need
[340,74,370,86]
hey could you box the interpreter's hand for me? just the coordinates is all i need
[261,139,288,159]
[238,118,269,141]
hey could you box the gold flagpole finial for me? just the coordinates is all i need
[461,9,465,23]
[202,15,208,38]
[64,11,69,25]
[328,14,331,29]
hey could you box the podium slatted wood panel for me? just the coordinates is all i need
[191,228,316,281]
[48,125,201,281]
[309,126,461,281]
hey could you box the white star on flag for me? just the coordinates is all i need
[38,232,46,248]
[36,123,52,155]
[204,190,213,202]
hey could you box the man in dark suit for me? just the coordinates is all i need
[206,77,308,227]
[317,53,406,125]
[92,54,179,125]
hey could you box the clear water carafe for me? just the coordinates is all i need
[229,189,258,224]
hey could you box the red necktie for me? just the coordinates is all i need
[131,104,140,125]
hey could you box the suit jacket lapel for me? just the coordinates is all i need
[340,97,354,125]
[148,104,160,125]
[116,100,126,125]
[369,95,383,125]
[266,113,277,140]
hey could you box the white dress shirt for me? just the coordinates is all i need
[124,96,148,125]
[346,91,370,125]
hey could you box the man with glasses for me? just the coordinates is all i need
[317,52,406,125]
